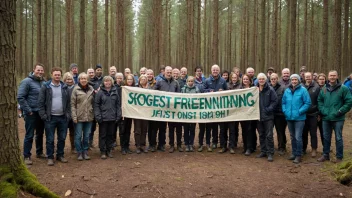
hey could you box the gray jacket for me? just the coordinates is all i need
[17,73,45,114]
[38,81,71,121]
[154,76,180,92]
[94,86,121,123]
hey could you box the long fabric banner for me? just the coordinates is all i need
[122,86,260,123]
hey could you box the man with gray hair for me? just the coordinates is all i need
[279,68,291,88]
[154,66,181,152]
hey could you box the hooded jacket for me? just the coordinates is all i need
[343,77,352,94]
[94,86,121,123]
[181,84,200,94]
[302,81,320,116]
[318,82,352,121]
[203,75,228,92]
[258,82,278,121]
[71,84,95,122]
[282,84,311,121]
[194,76,206,93]
[38,81,71,121]
[271,82,285,115]
[17,72,45,115]
[154,75,180,92]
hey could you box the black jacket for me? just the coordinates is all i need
[303,81,321,116]
[94,86,121,123]
[38,81,71,121]
[271,82,285,116]
[258,82,278,121]
[90,76,103,90]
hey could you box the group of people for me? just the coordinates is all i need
[17,62,352,166]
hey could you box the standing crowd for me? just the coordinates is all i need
[18,63,352,166]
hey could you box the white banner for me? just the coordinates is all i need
[122,86,259,123]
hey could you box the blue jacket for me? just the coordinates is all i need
[17,73,45,115]
[155,73,164,82]
[203,75,228,92]
[194,76,206,93]
[343,77,352,94]
[282,84,311,121]
[73,74,78,84]
[38,81,71,121]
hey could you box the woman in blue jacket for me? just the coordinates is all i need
[282,74,311,164]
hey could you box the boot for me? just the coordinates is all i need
[189,145,194,152]
[230,148,235,154]
[136,147,141,154]
[293,156,301,164]
[169,146,175,153]
[267,154,274,162]
[207,144,213,152]
[311,149,317,158]
[287,154,295,160]
[177,145,183,152]
[185,145,190,152]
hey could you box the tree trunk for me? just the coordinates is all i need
[333,0,342,74]
[92,0,98,66]
[43,0,48,71]
[212,0,219,64]
[342,0,349,75]
[78,0,86,69]
[24,0,28,75]
[203,0,207,69]
[321,0,329,73]
[302,0,308,66]
[259,0,266,72]
[104,0,109,73]
[290,0,297,72]
[271,0,278,69]
[51,0,55,68]
[284,0,290,67]
[36,0,42,62]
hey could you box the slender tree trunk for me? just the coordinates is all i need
[284,0,290,67]
[19,0,24,75]
[31,0,34,68]
[78,0,86,68]
[51,0,55,68]
[92,0,97,65]
[24,0,28,74]
[36,0,42,62]
[302,0,308,66]
[290,0,297,72]
[104,0,109,72]
[259,0,266,72]
[321,0,329,73]
[342,0,349,75]
[333,0,342,74]
[271,0,278,69]
[203,0,207,68]
[43,0,48,70]
[212,0,219,64]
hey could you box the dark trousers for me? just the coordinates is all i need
[89,120,97,144]
[44,115,68,159]
[23,111,45,157]
[206,123,218,145]
[318,118,324,147]
[243,121,256,152]
[228,121,239,148]
[99,121,115,153]
[198,123,210,146]
[219,122,229,148]
[184,123,196,145]
[134,119,148,147]
[148,121,158,147]
[68,120,75,150]
[257,120,275,155]
[274,115,287,151]
[157,121,167,146]
[119,118,132,149]
[303,115,318,151]
[168,122,182,146]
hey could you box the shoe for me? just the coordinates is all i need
[256,152,267,158]
[141,146,148,153]
[57,156,68,163]
[136,148,141,154]
[101,154,107,159]
[185,146,190,152]
[244,149,252,156]
[151,146,156,152]
[107,152,113,158]
[277,149,285,156]
[230,148,235,154]
[218,148,227,153]
[111,142,117,148]
[335,158,343,163]
[158,145,165,152]
[198,146,203,152]
[293,156,301,164]
[317,155,329,162]
[126,148,133,154]
[311,149,317,158]
[36,153,47,159]
[47,159,54,166]
[267,154,274,162]
[169,146,175,153]
[83,151,91,160]
[177,145,183,152]
[24,157,33,165]
[207,145,213,152]
[287,154,295,160]
[212,144,217,149]
[77,153,83,161]
[189,146,194,152]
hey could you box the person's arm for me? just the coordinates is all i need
[299,89,312,115]
[203,79,211,92]
[38,86,47,120]
[281,90,287,115]
[116,92,122,121]
[265,88,278,113]
[317,88,327,116]
[71,87,78,123]
[94,91,102,123]
[154,81,160,90]
[17,79,31,114]
[337,86,352,116]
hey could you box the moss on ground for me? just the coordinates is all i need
[334,158,352,185]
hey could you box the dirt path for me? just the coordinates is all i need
[18,119,352,197]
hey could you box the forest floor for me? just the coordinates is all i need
[18,118,352,198]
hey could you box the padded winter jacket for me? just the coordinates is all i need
[203,75,228,92]
[282,84,311,121]
[94,86,121,123]
[154,76,180,93]
[271,82,285,116]
[258,82,278,121]
[302,81,320,116]
[71,84,95,122]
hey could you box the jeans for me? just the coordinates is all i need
[89,120,97,145]
[184,123,196,146]
[23,111,45,157]
[219,122,229,148]
[198,123,210,146]
[134,119,148,147]
[99,121,116,153]
[287,120,305,157]
[257,120,274,155]
[45,115,68,159]
[318,118,324,147]
[303,115,318,151]
[274,115,287,151]
[322,120,344,159]
[168,122,182,146]
[75,122,92,153]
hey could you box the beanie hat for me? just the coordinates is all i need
[290,74,301,83]
[70,63,78,71]
[95,64,102,70]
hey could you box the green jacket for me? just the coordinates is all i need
[317,82,352,121]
